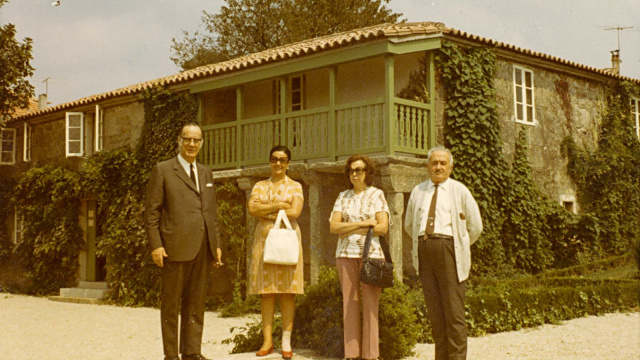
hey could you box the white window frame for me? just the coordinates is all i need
[290,74,306,112]
[65,112,85,157]
[1,128,16,165]
[95,105,103,152]
[632,97,640,139]
[513,65,536,125]
[23,122,31,162]
[13,207,24,244]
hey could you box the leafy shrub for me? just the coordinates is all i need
[222,317,282,354]
[0,178,16,263]
[225,267,422,360]
[12,166,84,294]
[562,82,640,256]
[293,267,344,357]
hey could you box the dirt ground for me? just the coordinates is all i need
[0,293,638,360]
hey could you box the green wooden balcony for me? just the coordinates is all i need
[200,97,433,169]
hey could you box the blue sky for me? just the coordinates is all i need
[2,0,639,106]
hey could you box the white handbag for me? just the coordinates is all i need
[262,209,300,265]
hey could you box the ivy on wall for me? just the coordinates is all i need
[435,41,510,275]
[435,41,601,275]
[0,178,17,262]
[83,87,200,305]
[562,81,640,256]
[12,166,84,294]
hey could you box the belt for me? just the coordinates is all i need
[419,234,453,242]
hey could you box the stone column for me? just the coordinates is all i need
[237,177,258,283]
[301,172,324,285]
[385,191,404,282]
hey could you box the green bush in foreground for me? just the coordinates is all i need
[223,259,639,358]
[224,267,421,359]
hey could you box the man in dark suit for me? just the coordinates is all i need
[144,122,222,360]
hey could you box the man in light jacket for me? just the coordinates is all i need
[404,146,483,360]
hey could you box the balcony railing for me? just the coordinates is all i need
[200,97,432,169]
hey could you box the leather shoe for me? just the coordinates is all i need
[164,356,180,360]
[282,350,293,359]
[182,355,210,360]
[256,344,274,356]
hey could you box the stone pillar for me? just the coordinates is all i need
[385,191,404,282]
[301,172,324,285]
[237,177,258,283]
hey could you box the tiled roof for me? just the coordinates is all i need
[14,21,640,121]
[13,98,39,117]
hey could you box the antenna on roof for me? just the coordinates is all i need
[42,77,51,96]
[605,26,633,53]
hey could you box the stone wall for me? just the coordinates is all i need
[102,101,145,151]
[432,56,605,210]
[494,59,604,208]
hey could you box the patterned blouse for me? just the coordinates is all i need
[331,186,390,259]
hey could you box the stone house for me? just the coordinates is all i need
[2,22,639,289]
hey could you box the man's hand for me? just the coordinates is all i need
[214,248,223,268]
[152,247,168,267]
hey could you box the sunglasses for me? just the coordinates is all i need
[270,157,289,164]
[347,167,367,175]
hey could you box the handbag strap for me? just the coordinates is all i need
[361,226,393,264]
[273,209,293,230]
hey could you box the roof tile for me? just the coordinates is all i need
[15,21,639,121]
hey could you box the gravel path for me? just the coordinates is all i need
[0,294,638,360]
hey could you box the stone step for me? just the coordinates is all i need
[59,287,111,299]
[78,281,109,289]
[48,295,101,305]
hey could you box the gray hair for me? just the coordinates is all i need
[427,146,454,165]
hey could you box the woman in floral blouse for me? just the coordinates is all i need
[329,154,389,360]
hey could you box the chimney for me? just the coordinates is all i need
[610,50,621,75]
[38,93,48,110]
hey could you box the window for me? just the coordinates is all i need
[272,75,306,114]
[563,201,575,214]
[1,128,16,165]
[290,75,306,111]
[632,97,639,139]
[95,105,103,152]
[513,66,535,124]
[66,112,84,157]
[23,122,31,162]
[13,207,24,244]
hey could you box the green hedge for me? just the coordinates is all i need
[224,263,639,358]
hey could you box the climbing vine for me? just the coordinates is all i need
[562,81,640,256]
[435,42,602,275]
[435,42,510,275]
[82,87,199,306]
[12,166,84,294]
[0,178,16,263]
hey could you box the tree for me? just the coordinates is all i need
[0,0,35,126]
[171,0,402,71]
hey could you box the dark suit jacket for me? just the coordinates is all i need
[144,156,220,262]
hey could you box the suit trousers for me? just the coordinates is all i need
[161,234,213,356]
[418,237,467,360]
[336,257,381,360]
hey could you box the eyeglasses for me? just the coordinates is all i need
[348,167,367,175]
[270,157,289,164]
[181,137,203,145]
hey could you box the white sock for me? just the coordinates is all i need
[282,330,292,352]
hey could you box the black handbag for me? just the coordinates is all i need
[359,227,395,288]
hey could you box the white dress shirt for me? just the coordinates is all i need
[177,154,199,191]
[418,179,454,237]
